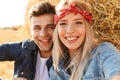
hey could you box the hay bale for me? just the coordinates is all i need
[88,0,120,50]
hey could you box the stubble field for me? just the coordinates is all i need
[0,27,26,80]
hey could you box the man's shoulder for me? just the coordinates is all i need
[22,39,37,49]
[22,39,34,44]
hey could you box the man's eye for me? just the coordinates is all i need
[48,27,55,29]
[34,27,41,30]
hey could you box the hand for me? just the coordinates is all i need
[111,74,120,80]
[13,77,28,80]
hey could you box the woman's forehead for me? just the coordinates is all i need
[59,13,84,21]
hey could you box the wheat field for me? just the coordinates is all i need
[0,27,27,80]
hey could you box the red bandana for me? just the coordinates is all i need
[54,3,92,25]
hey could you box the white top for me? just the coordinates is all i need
[34,51,49,80]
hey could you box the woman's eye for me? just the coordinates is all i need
[75,21,83,24]
[59,23,66,25]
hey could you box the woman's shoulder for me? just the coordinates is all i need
[91,42,120,59]
[96,42,118,52]
[97,42,115,48]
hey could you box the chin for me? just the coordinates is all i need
[41,48,52,52]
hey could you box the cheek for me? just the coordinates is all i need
[30,28,34,36]
[78,26,86,35]
[48,29,54,35]
[80,29,86,41]
[58,27,65,38]
[31,30,39,39]
[82,28,86,36]
[81,29,86,36]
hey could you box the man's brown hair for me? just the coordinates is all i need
[29,1,55,20]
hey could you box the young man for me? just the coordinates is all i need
[0,1,55,80]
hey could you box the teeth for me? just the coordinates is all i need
[66,37,77,40]
[41,40,49,42]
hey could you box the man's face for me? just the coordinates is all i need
[30,14,54,52]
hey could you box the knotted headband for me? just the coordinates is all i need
[54,3,92,25]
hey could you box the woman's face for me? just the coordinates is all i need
[57,13,86,54]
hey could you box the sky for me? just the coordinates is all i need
[0,0,28,27]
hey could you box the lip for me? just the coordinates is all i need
[65,36,79,43]
[39,39,51,45]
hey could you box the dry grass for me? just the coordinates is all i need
[0,27,26,80]
[88,0,120,50]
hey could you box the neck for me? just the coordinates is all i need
[39,50,51,58]
[69,49,76,58]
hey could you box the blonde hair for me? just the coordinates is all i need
[52,0,96,80]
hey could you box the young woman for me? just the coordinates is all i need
[50,0,120,80]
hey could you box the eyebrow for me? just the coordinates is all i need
[46,24,54,27]
[33,25,40,27]
[59,20,67,22]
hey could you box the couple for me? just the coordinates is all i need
[0,0,120,80]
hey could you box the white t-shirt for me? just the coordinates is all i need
[34,51,49,80]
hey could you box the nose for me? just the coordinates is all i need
[66,24,74,34]
[40,28,48,37]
